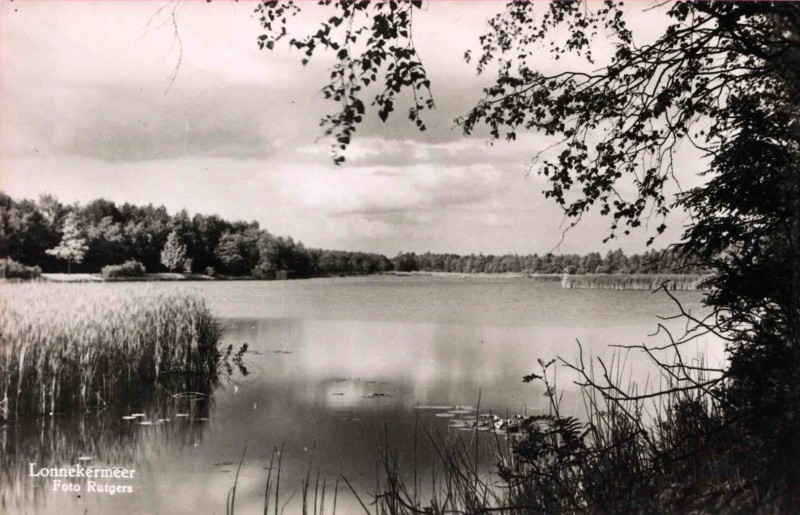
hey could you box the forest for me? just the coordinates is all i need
[0,193,391,278]
[391,249,705,275]
[0,193,702,278]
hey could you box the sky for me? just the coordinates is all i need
[0,1,703,256]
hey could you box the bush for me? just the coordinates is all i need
[205,266,216,278]
[0,258,41,279]
[101,259,147,279]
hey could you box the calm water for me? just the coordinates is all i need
[1,276,721,514]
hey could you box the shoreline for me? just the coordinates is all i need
[0,271,710,290]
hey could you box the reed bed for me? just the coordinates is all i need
[561,273,709,290]
[0,283,221,419]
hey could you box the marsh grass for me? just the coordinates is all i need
[561,273,708,290]
[360,350,762,514]
[0,283,221,419]
[225,444,340,515]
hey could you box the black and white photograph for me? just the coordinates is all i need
[1,1,798,513]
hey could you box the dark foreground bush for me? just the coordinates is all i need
[101,259,147,279]
[0,259,41,280]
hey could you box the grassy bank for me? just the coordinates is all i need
[0,284,221,419]
[561,273,709,290]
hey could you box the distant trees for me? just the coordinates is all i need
[2,192,705,278]
[390,249,705,276]
[45,212,88,274]
[160,230,187,272]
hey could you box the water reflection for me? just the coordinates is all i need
[0,377,214,514]
[1,279,720,514]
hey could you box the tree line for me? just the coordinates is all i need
[0,193,391,277]
[0,193,703,277]
[392,248,705,275]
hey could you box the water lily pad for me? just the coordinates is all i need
[449,421,471,428]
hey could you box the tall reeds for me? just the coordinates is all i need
[0,283,221,419]
[561,273,709,290]
[365,351,759,513]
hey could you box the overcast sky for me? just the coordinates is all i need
[1,1,701,256]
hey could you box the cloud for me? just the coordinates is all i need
[4,79,289,162]
[280,160,510,225]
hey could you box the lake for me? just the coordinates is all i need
[0,276,722,514]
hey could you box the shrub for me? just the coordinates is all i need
[205,266,216,278]
[0,258,41,280]
[101,259,147,279]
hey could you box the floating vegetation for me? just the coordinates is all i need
[445,412,549,434]
[0,283,222,419]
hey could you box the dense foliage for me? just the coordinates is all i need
[0,258,41,280]
[101,259,147,279]
[0,193,391,278]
